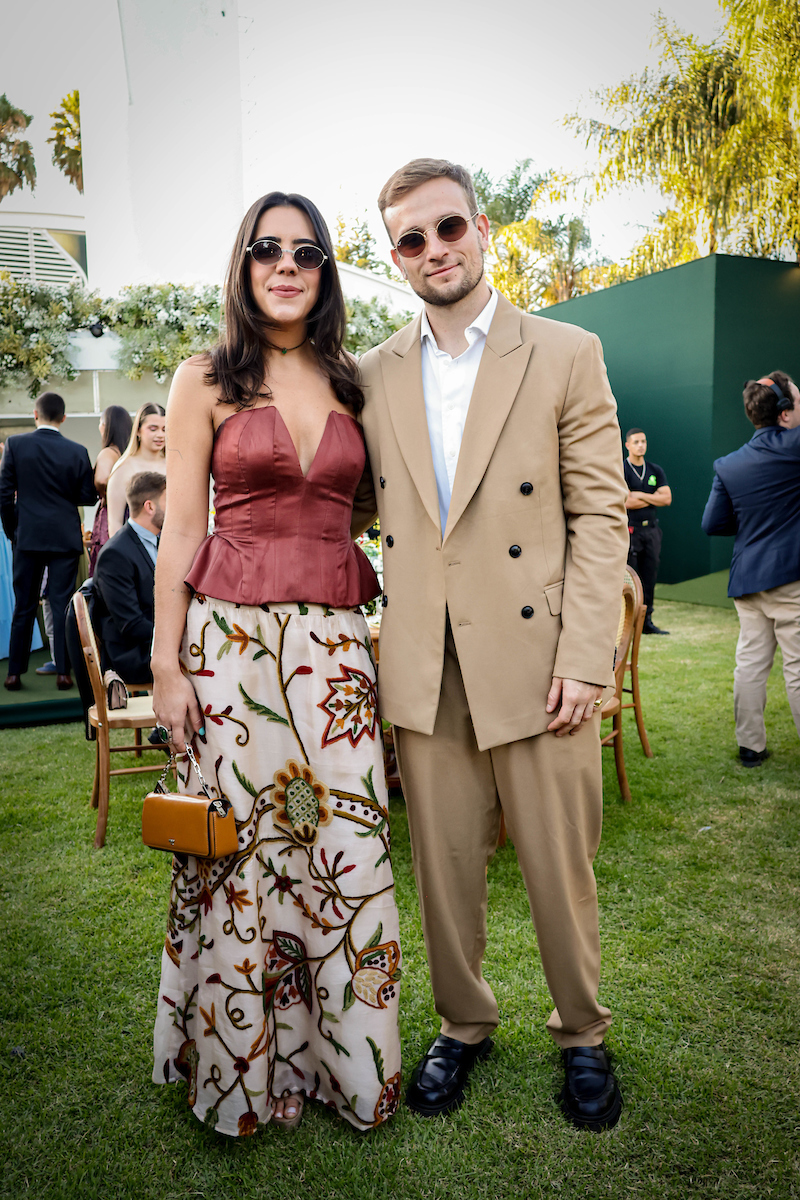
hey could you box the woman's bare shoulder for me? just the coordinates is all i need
[174,353,214,384]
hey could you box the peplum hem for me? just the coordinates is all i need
[186,534,380,608]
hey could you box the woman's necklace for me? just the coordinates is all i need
[629,460,646,482]
[268,336,308,356]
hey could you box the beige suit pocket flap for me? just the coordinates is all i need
[544,581,564,616]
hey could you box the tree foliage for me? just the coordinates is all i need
[476,160,604,309]
[0,273,105,397]
[344,296,412,356]
[0,94,36,202]
[48,90,83,193]
[473,159,546,229]
[572,4,800,276]
[104,283,223,382]
[334,214,392,276]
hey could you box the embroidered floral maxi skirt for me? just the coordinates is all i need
[152,598,402,1135]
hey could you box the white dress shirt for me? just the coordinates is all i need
[420,286,499,534]
[128,518,159,567]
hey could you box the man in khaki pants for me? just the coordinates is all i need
[358,160,629,1130]
[702,371,800,766]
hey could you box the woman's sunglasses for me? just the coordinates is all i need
[246,239,327,271]
[394,211,479,259]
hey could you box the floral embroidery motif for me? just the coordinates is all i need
[318,665,378,748]
[263,932,313,1014]
[272,759,333,845]
[374,1072,402,1123]
[154,598,400,1135]
[348,940,402,1009]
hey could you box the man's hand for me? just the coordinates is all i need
[546,677,604,736]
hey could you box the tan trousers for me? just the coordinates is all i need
[734,578,800,752]
[393,621,611,1050]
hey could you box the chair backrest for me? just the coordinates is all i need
[72,590,108,723]
[612,576,637,697]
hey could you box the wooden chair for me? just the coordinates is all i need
[72,590,166,849]
[599,574,638,803]
[621,565,653,757]
[369,623,401,790]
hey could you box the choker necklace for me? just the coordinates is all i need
[629,460,646,482]
[268,336,308,356]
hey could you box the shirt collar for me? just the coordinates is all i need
[35,425,61,433]
[128,517,158,548]
[420,285,498,353]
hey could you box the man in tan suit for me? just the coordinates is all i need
[358,160,629,1130]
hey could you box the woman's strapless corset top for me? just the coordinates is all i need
[186,406,379,607]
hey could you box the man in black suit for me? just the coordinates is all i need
[702,370,800,766]
[0,392,96,690]
[93,471,164,683]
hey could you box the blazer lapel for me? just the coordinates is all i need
[125,522,156,579]
[379,315,441,535]
[443,294,534,543]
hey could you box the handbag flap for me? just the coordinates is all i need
[142,792,215,856]
[142,791,239,859]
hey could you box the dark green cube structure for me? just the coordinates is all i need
[542,254,800,583]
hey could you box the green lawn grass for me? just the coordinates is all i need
[1,600,799,1199]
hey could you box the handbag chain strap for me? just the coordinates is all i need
[156,743,213,798]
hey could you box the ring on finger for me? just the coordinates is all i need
[155,723,172,743]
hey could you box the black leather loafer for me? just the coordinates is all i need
[642,621,669,635]
[406,1034,493,1117]
[739,746,770,767]
[560,1044,622,1131]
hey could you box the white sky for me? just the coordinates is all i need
[256,0,725,265]
[1,0,726,268]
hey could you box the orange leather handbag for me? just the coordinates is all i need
[142,745,239,859]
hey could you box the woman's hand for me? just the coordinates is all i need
[152,667,204,754]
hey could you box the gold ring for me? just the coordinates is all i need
[593,699,603,709]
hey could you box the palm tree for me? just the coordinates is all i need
[572,8,800,273]
[48,90,83,193]
[0,94,36,201]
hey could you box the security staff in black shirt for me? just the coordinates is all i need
[624,428,672,634]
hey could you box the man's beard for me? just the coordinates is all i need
[411,250,485,308]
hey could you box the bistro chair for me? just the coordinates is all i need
[72,590,166,849]
[498,572,638,847]
[599,573,638,803]
[621,566,653,757]
[369,623,401,790]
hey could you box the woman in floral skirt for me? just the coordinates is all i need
[151,192,401,1136]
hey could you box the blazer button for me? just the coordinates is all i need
[385,535,394,547]
[382,594,388,607]
[509,545,521,558]
[379,476,386,489]
[521,605,534,619]
[520,482,533,496]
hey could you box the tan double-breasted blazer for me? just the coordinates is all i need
[357,292,629,752]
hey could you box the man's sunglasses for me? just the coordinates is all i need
[246,239,327,271]
[394,211,479,259]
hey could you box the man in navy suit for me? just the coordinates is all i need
[702,371,800,765]
[0,392,96,690]
[92,471,164,684]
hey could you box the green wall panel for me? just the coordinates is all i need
[541,255,800,584]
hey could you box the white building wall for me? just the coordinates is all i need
[80,0,245,294]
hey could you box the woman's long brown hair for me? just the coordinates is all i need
[206,192,363,414]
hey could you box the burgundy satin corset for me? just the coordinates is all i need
[185,406,379,607]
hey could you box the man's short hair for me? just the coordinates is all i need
[126,471,166,517]
[625,427,644,441]
[742,371,794,428]
[34,392,65,422]
[378,158,478,219]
